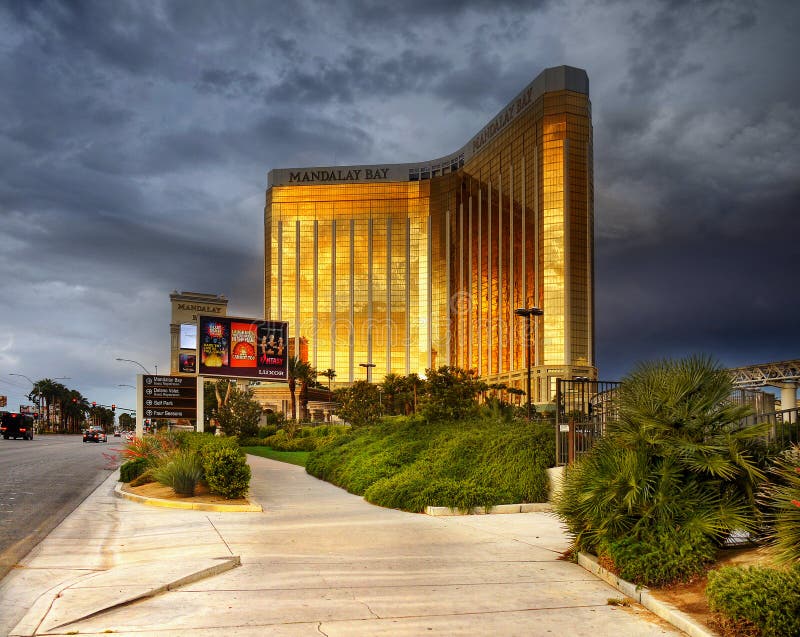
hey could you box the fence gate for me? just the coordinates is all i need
[555,379,620,466]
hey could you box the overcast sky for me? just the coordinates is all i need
[1,0,798,412]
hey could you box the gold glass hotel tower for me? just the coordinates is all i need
[265,65,595,402]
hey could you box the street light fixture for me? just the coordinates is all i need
[115,358,152,375]
[514,306,544,420]
[117,384,135,389]
[359,362,376,383]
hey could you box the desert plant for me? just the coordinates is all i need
[707,563,800,637]
[555,356,768,583]
[203,446,251,499]
[120,432,179,465]
[152,450,204,497]
[758,444,800,564]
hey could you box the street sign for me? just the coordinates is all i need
[141,375,197,419]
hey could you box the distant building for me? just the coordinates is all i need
[264,65,596,402]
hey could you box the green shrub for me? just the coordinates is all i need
[306,415,554,512]
[706,563,800,637]
[203,446,251,499]
[258,424,278,438]
[119,458,148,482]
[758,444,800,564]
[130,469,155,487]
[264,430,334,451]
[601,525,717,587]
[555,356,767,582]
[152,450,204,496]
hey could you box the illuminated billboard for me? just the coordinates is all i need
[197,316,289,380]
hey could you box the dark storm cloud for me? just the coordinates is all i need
[263,47,444,106]
[337,0,552,25]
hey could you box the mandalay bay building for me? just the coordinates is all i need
[265,65,596,403]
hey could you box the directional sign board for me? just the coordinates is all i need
[141,375,197,420]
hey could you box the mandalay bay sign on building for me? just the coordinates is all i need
[264,65,595,403]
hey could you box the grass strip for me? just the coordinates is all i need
[244,446,310,467]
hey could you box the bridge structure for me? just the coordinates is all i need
[728,359,800,414]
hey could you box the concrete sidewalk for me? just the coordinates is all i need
[0,457,682,636]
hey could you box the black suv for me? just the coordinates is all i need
[1,412,35,440]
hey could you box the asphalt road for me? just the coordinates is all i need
[0,433,121,582]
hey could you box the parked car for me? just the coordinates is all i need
[83,427,107,443]
[1,412,35,440]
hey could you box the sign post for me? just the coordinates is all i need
[136,374,198,436]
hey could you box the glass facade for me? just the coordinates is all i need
[265,65,595,402]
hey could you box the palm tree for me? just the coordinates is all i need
[51,382,69,431]
[64,390,88,433]
[30,378,59,430]
[405,373,424,415]
[319,368,336,392]
[287,357,314,421]
[556,355,769,582]
[298,364,317,421]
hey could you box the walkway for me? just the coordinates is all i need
[0,456,681,636]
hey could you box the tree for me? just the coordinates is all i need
[419,366,482,422]
[203,379,234,431]
[287,357,314,421]
[118,413,134,430]
[334,381,382,428]
[556,356,769,584]
[30,378,60,430]
[298,364,317,421]
[216,386,262,437]
[380,373,405,415]
[319,368,337,391]
[404,373,424,415]
[64,390,88,433]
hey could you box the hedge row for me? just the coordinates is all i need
[305,415,554,513]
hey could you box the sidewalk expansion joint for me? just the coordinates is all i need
[206,515,235,556]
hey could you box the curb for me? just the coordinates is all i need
[425,502,553,516]
[577,552,719,637]
[114,482,263,512]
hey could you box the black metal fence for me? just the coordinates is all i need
[555,379,620,466]
[739,407,800,450]
[555,380,799,466]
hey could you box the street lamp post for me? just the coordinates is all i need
[359,362,376,383]
[514,307,544,420]
[115,358,152,375]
